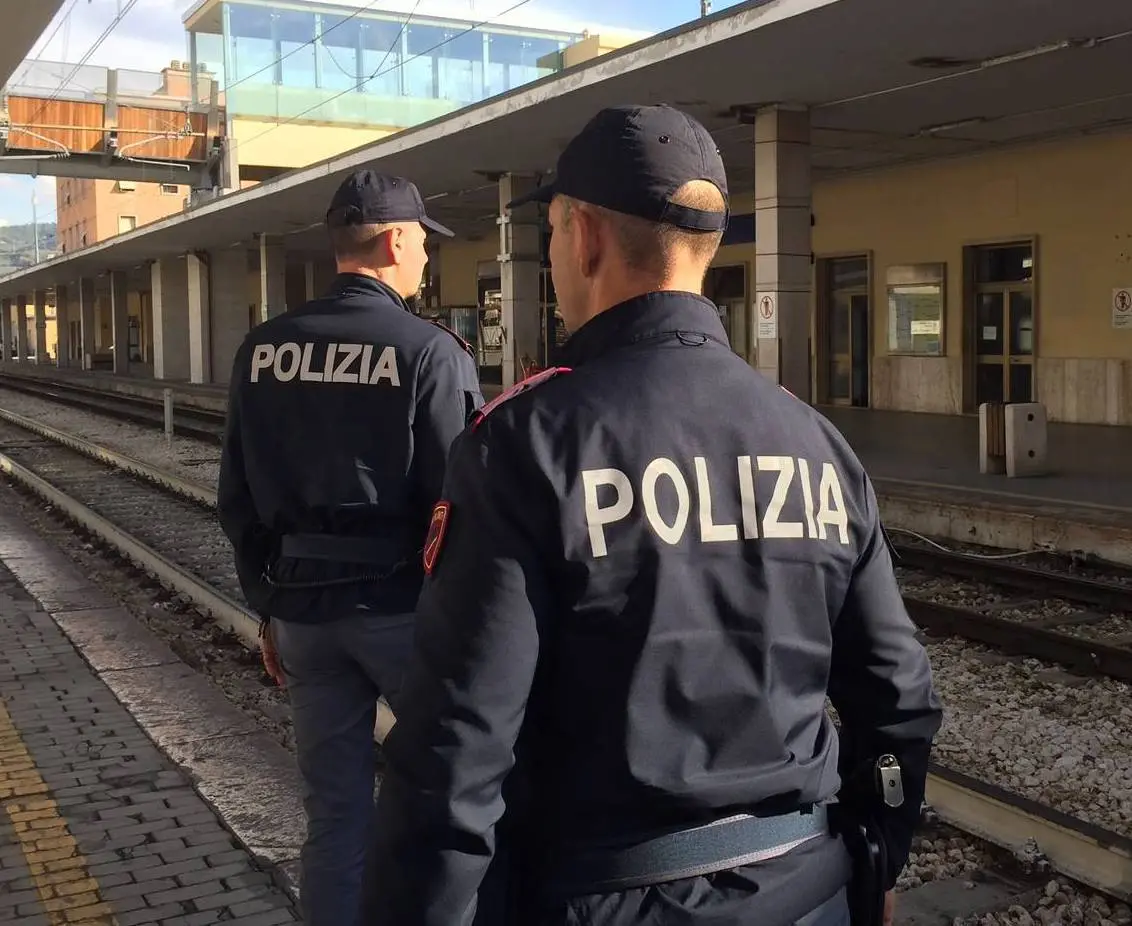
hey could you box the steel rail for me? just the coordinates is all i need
[0,373,224,444]
[895,543,1132,613]
[926,763,1132,901]
[906,597,1132,684]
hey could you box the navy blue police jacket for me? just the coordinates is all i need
[217,273,483,624]
[369,291,944,925]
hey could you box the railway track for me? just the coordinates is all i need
[0,407,1129,901]
[0,371,225,444]
[894,541,1132,684]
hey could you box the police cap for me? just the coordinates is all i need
[508,103,729,232]
[327,169,455,237]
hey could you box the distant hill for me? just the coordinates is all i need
[0,222,58,276]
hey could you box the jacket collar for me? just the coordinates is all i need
[559,291,730,367]
[331,272,411,312]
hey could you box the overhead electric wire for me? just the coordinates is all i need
[24,0,143,129]
[9,0,81,88]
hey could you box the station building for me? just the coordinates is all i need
[1,0,1131,428]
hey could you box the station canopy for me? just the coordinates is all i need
[3,0,1132,294]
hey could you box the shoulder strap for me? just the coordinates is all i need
[471,366,572,431]
[430,319,476,360]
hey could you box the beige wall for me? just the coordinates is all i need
[231,118,398,171]
[813,131,1132,423]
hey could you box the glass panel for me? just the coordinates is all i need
[318,15,361,92]
[830,359,851,400]
[975,292,1004,356]
[830,295,850,355]
[886,282,942,354]
[976,244,1033,284]
[1009,291,1034,356]
[830,257,868,290]
[228,3,276,86]
[361,20,406,97]
[976,362,1005,404]
[278,10,316,89]
[1009,363,1033,403]
[850,294,870,407]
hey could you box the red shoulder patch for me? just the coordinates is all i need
[430,320,475,359]
[423,501,451,576]
[471,366,571,431]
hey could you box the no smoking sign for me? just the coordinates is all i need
[1114,288,1132,330]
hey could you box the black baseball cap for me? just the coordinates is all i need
[508,104,729,232]
[326,169,455,237]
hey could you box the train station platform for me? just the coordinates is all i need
[821,407,1132,566]
[0,500,302,925]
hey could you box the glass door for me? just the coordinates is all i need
[828,291,870,406]
[975,288,1033,404]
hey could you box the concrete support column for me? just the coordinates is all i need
[304,260,317,301]
[753,106,812,402]
[0,298,11,364]
[151,258,191,381]
[210,247,249,384]
[498,174,542,388]
[258,233,286,323]
[55,285,70,368]
[33,290,48,365]
[14,296,28,362]
[78,279,96,370]
[187,253,212,385]
[110,271,130,375]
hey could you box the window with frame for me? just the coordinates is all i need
[886,263,944,356]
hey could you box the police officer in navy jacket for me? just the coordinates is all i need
[217,169,483,926]
[366,106,942,926]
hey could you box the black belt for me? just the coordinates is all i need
[279,532,406,566]
[545,806,828,899]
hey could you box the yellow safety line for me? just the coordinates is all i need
[0,698,117,925]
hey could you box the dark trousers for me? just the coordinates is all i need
[274,612,415,926]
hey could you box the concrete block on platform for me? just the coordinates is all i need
[1005,403,1049,477]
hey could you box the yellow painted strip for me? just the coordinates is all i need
[0,698,117,925]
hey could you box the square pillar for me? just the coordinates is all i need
[152,258,191,381]
[14,296,28,362]
[753,106,812,402]
[78,278,96,370]
[304,260,317,301]
[33,290,48,364]
[209,247,248,384]
[498,174,542,388]
[0,298,11,364]
[258,233,286,322]
[55,285,71,368]
[110,271,130,374]
[187,252,212,384]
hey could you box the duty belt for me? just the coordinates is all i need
[544,805,828,899]
[279,532,405,565]
[263,532,416,590]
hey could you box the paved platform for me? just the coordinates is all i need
[0,499,303,925]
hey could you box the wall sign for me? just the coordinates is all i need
[1114,288,1132,329]
[756,292,777,339]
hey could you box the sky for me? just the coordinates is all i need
[0,0,746,229]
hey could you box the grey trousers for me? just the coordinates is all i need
[273,613,415,926]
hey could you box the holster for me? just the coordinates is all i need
[831,808,888,926]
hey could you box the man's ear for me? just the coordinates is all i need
[573,207,601,280]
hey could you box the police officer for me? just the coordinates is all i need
[217,168,483,926]
[366,105,943,926]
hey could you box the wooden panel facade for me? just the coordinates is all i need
[5,97,211,162]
